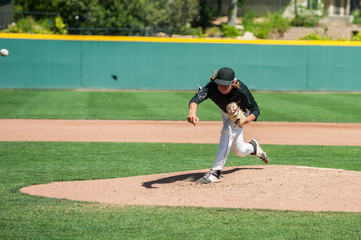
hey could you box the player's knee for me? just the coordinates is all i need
[232,144,249,157]
[232,145,249,157]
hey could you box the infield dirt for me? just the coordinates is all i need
[2,119,360,212]
[2,119,361,146]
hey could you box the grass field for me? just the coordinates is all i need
[1,90,361,239]
[0,90,361,122]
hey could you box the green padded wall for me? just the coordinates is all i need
[1,34,360,91]
[0,38,81,88]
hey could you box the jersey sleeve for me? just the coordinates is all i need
[239,82,260,120]
[247,95,260,119]
[188,82,212,105]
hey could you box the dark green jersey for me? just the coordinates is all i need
[189,79,260,120]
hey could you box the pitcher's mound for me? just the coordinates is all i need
[20,165,361,212]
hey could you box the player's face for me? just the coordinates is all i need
[217,80,234,94]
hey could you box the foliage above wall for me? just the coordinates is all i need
[3,15,67,34]
[10,0,199,35]
[242,11,290,39]
[2,0,360,41]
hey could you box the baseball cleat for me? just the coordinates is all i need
[250,138,269,163]
[196,170,222,184]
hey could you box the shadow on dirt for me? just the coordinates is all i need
[142,167,263,188]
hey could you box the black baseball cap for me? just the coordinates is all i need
[214,67,235,85]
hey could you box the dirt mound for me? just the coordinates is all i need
[20,165,361,212]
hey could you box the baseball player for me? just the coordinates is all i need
[187,67,269,184]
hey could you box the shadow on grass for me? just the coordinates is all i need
[142,167,263,188]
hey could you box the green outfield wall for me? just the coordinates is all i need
[1,33,361,91]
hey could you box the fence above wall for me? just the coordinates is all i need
[1,33,361,91]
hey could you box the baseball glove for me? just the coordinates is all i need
[226,102,246,128]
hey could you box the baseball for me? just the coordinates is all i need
[1,49,9,57]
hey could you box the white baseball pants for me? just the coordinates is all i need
[211,111,254,171]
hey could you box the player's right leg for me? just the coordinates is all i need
[230,128,253,157]
[249,138,269,163]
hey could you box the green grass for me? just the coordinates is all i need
[1,90,360,239]
[1,142,361,239]
[255,92,361,123]
[0,90,360,122]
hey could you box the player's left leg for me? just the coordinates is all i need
[196,111,234,184]
[209,111,236,171]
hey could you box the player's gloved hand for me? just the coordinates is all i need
[226,102,246,128]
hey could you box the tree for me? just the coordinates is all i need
[196,0,216,31]
[227,0,244,26]
[13,0,199,35]
[228,0,237,26]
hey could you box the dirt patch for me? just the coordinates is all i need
[1,119,361,146]
[3,119,360,212]
[21,165,361,212]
